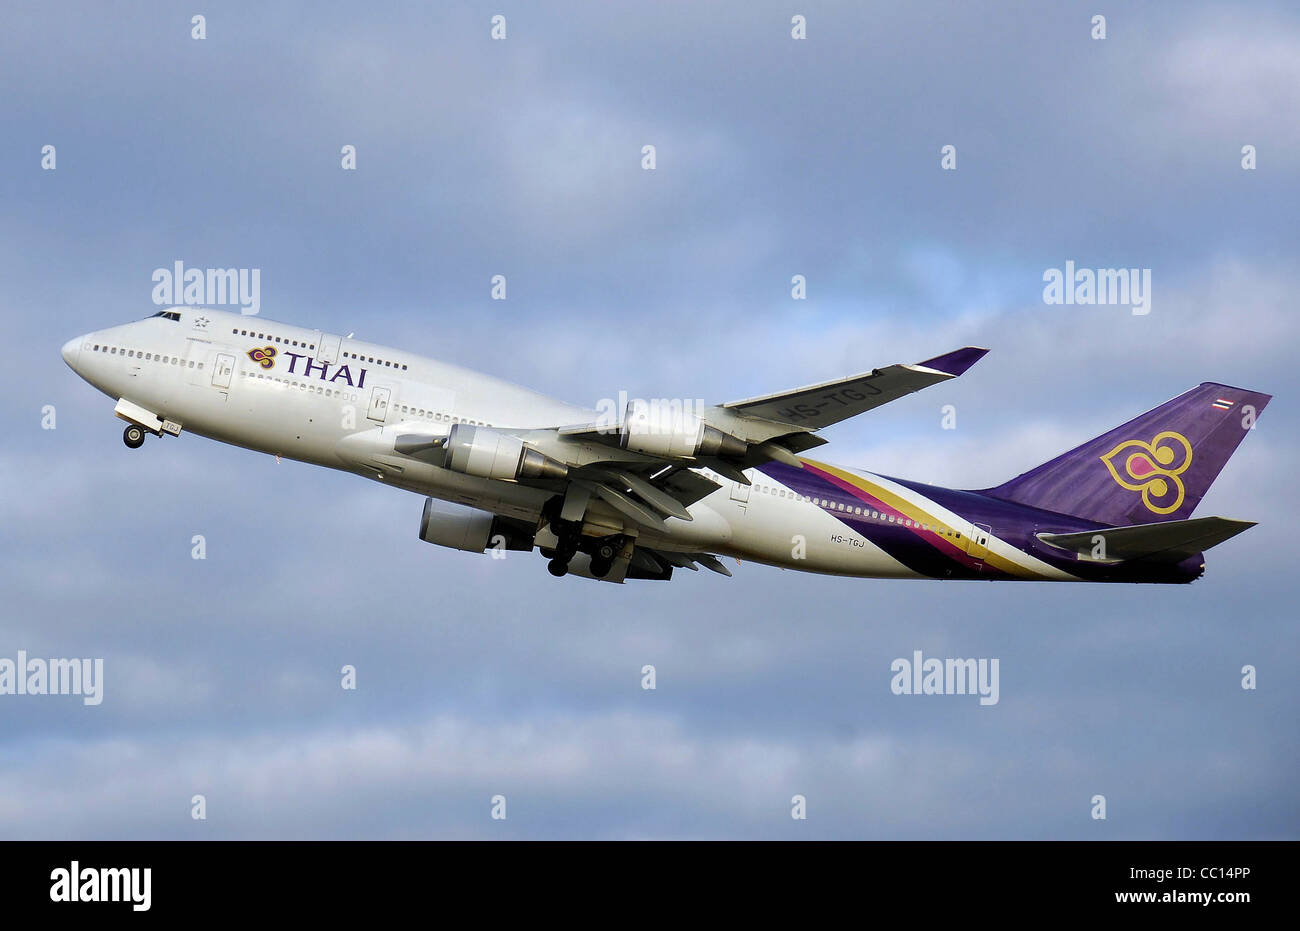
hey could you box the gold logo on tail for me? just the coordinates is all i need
[1099,431,1193,514]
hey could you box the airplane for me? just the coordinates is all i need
[60,307,1270,584]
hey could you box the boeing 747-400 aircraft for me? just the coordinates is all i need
[61,308,1269,584]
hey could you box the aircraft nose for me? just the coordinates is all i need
[61,335,83,369]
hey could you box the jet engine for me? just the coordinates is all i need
[619,399,747,459]
[418,498,534,553]
[444,424,568,481]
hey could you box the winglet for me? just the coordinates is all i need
[915,346,989,377]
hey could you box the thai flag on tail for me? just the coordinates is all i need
[1212,397,1234,410]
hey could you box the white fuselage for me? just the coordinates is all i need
[62,308,1067,581]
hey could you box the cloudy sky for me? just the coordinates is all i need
[1,0,1296,838]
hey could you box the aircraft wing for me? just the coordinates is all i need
[391,346,988,531]
[720,346,988,430]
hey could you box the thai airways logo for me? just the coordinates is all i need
[247,345,276,369]
[1099,430,1193,514]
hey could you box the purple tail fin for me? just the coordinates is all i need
[984,383,1271,525]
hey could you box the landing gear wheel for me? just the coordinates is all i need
[123,425,145,449]
[547,558,569,578]
[590,557,613,578]
[596,541,618,562]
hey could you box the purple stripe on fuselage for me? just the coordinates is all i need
[804,463,995,574]
[758,462,995,580]
[856,472,1203,583]
[759,463,1204,583]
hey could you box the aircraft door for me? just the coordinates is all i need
[367,386,391,423]
[730,478,750,503]
[212,353,235,389]
[316,332,341,365]
[966,522,992,562]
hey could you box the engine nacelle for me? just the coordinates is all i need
[620,400,747,459]
[444,424,568,481]
[418,498,533,553]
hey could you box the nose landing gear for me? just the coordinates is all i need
[123,424,146,449]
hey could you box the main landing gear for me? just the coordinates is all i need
[546,517,582,577]
[542,523,624,579]
[540,491,625,579]
[123,424,146,449]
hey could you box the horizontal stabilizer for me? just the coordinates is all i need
[1036,516,1256,563]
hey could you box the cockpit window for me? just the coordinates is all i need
[148,310,182,322]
